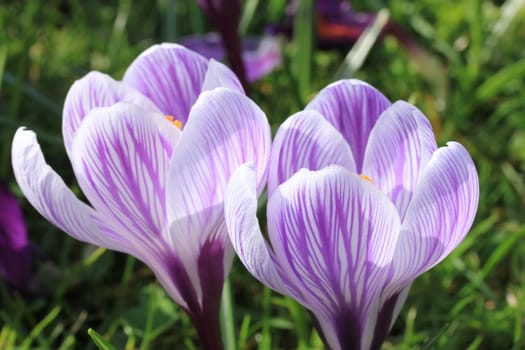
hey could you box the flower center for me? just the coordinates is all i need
[359,174,373,183]
[165,115,182,130]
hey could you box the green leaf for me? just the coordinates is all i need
[220,278,237,350]
[476,59,525,100]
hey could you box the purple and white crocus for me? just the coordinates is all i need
[225,79,479,350]
[12,43,271,349]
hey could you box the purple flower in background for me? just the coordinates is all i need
[180,33,281,83]
[274,0,419,52]
[196,0,248,91]
[0,181,32,291]
[12,43,271,350]
[225,80,479,350]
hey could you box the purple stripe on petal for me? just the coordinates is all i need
[153,243,224,349]
[390,142,479,289]
[267,166,401,350]
[305,79,391,172]
[368,283,411,350]
[62,71,161,157]
[70,103,179,259]
[123,43,209,124]
[363,101,438,219]
[167,205,226,305]
[268,110,356,196]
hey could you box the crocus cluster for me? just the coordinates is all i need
[225,80,479,350]
[11,45,478,350]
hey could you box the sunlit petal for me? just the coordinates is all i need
[363,101,438,218]
[390,142,479,288]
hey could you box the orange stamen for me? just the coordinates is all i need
[359,174,373,183]
[165,115,182,129]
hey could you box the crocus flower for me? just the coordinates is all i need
[0,181,32,291]
[180,33,282,83]
[12,43,271,350]
[225,79,479,350]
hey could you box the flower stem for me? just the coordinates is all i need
[219,278,236,350]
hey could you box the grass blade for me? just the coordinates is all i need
[88,328,117,350]
[292,0,314,102]
[335,9,389,79]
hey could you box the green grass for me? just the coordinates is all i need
[1,0,525,349]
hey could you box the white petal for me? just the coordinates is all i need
[224,164,287,293]
[11,128,118,249]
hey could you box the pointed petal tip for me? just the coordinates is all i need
[201,59,244,94]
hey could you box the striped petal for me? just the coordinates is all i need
[267,166,401,350]
[11,128,120,250]
[70,103,180,259]
[268,110,356,196]
[224,164,287,293]
[305,79,391,172]
[123,43,209,124]
[12,128,189,308]
[390,142,479,289]
[62,71,161,157]
[362,101,438,218]
[165,88,271,302]
[201,59,244,93]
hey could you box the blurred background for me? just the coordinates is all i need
[1,0,525,348]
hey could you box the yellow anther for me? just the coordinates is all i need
[165,115,182,129]
[359,174,373,183]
